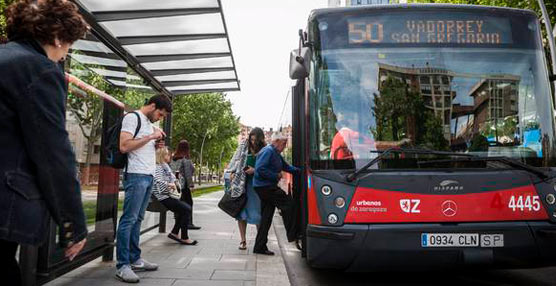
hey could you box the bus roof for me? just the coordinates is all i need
[308,4,538,22]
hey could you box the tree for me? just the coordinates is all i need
[0,0,17,43]
[67,72,105,185]
[67,61,153,185]
[372,75,449,149]
[171,93,240,183]
[372,76,422,141]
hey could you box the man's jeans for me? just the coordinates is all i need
[116,173,153,269]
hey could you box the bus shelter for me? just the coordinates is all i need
[19,1,240,285]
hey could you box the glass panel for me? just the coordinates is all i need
[108,79,154,90]
[81,0,218,12]
[308,10,555,170]
[89,68,127,79]
[69,53,127,67]
[43,32,164,274]
[124,38,229,56]
[143,57,233,70]
[72,40,114,53]
[156,71,236,81]
[102,14,224,37]
[168,82,238,91]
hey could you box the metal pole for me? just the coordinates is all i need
[538,0,556,96]
[218,147,225,184]
[199,130,209,184]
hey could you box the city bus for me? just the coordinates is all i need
[288,4,556,271]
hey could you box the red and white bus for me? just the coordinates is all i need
[289,4,556,271]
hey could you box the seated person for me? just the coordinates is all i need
[153,147,197,245]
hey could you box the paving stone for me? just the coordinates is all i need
[172,280,244,286]
[43,191,290,286]
[143,268,213,280]
[211,270,256,281]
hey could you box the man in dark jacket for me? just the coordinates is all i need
[253,133,300,255]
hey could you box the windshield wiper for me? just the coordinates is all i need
[345,147,475,182]
[417,156,550,179]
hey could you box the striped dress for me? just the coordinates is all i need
[153,163,177,201]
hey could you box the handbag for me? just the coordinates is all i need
[218,178,247,217]
[218,192,246,218]
[168,182,181,200]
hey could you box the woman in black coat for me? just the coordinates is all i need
[0,1,90,284]
[171,140,201,229]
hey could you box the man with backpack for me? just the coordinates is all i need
[115,95,172,283]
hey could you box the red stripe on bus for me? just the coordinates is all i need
[307,175,322,225]
[344,185,548,223]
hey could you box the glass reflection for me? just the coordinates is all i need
[309,48,554,169]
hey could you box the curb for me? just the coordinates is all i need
[255,214,291,286]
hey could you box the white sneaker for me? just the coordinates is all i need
[131,258,158,271]
[115,265,139,283]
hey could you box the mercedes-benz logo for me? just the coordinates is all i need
[441,200,457,217]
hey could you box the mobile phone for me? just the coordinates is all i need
[243,166,250,171]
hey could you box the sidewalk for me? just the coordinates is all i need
[46,190,290,286]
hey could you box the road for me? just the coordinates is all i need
[273,219,556,286]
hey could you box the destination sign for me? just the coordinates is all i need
[347,15,512,45]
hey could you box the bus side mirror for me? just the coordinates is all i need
[289,47,311,80]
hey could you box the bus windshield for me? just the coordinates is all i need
[308,8,556,170]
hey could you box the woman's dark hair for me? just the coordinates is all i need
[173,140,190,160]
[6,0,89,45]
[146,94,173,113]
[248,127,266,154]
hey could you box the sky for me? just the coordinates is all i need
[221,0,328,130]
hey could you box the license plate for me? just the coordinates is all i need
[480,234,504,247]
[421,233,479,247]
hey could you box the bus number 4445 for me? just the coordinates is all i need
[508,195,540,212]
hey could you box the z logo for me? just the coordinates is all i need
[400,199,421,213]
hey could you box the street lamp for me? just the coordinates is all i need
[198,129,210,184]
[218,146,225,184]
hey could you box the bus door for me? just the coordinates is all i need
[292,78,308,255]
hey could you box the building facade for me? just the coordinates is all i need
[378,63,456,139]
[468,76,520,133]
[237,123,252,144]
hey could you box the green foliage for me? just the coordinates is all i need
[372,75,449,149]
[192,185,224,198]
[171,93,240,174]
[0,0,17,43]
[284,147,293,164]
[317,72,339,148]
[372,76,416,141]
[421,111,450,150]
[67,60,154,184]
[469,134,489,151]
[479,116,518,143]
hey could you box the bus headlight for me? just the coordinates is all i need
[547,194,556,205]
[321,185,332,196]
[334,197,346,208]
[327,213,338,224]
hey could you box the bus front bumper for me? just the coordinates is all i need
[306,222,556,271]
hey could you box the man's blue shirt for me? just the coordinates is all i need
[253,145,299,188]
